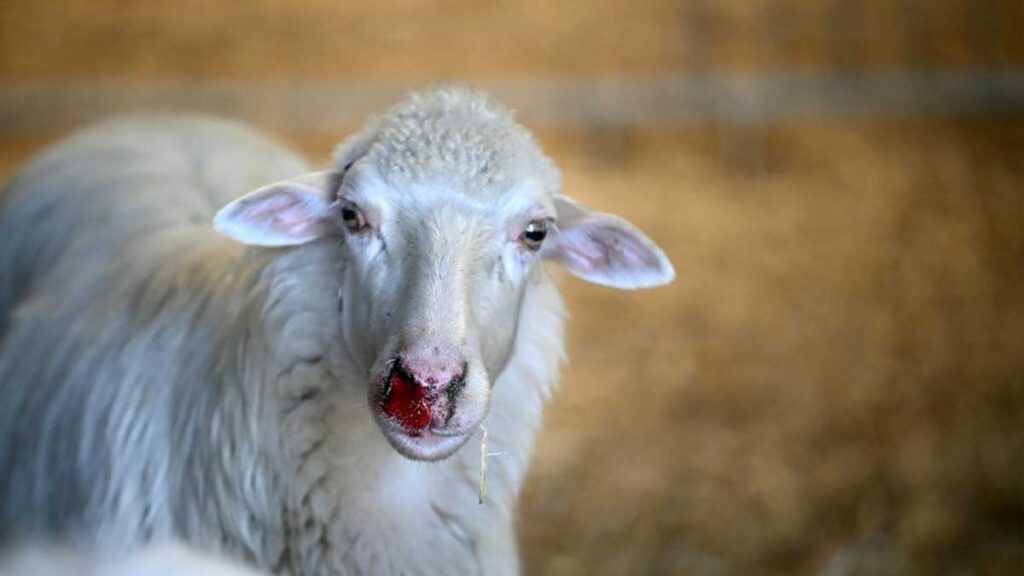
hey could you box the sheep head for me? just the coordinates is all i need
[213,87,674,461]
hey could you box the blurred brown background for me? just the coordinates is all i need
[2,1,1023,574]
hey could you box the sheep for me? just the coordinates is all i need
[0,86,674,575]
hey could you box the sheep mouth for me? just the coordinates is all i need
[383,427,473,462]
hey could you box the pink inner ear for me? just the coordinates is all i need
[561,220,660,274]
[238,193,322,237]
[560,239,606,273]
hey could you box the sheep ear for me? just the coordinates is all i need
[543,195,675,289]
[214,171,336,247]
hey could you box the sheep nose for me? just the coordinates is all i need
[397,354,466,392]
[394,339,467,392]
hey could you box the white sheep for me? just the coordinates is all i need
[0,86,673,575]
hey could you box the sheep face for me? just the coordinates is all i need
[329,161,555,460]
[214,88,675,461]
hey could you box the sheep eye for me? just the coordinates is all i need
[339,201,366,231]
[521,220,548,250]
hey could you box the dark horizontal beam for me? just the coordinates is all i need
[1,71,1023,134]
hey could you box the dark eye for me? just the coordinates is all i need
[339,200,366,231]
[521,220,548,250]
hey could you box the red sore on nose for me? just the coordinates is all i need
[382,367,432,433]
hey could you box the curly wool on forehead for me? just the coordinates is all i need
[337,86,561,195]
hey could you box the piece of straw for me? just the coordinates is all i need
[479,425,489,505]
